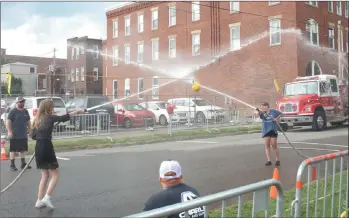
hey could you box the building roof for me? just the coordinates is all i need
[105,2,135,13]
[106,2,160,18]
[1,62,38,67]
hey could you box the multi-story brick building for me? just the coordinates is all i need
[67,36,103,95]
[103,1,348,108]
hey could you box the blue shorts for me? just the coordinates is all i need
[263,130,278,138]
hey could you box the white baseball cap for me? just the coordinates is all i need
[159,160,182,179]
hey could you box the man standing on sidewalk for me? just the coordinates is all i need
[6,97,32,171]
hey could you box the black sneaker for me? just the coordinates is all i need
[21,163,32,169]
[265,161,272,166]
[10,165,18,171]
[275,160,280,166]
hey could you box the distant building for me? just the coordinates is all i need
[1,53,67,95]
[66,36,103,95]
[1,48,6,55]
[1,62,38,95]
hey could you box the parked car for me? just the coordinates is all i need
[167,98,225,122]
[0,96,68,131]
[114,102,156,128]
[65,96,115,131]
[139,101,182,125]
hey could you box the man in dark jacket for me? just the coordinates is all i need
[143,160,205,218]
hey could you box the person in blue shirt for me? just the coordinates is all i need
[256,102,283,166]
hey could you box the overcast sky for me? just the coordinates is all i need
[1,2,128,59]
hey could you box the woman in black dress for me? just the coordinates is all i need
[31,99,85,209]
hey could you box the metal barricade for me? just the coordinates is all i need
[291,150,348,218]
[124,179,284,218]
[168,111,208,133]
[52,113,110,139]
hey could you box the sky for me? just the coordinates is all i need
[1,2,129,59]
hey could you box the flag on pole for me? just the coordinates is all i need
[273,78,280,92]
[7,72,12,95]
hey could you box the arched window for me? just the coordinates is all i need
[305,19,319,45]
[306,61,322,76]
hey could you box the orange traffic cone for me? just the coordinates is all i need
[1,139,9,160]
[270,168,280,199]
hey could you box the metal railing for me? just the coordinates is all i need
[124,179,284,218]
[291,150,349,218]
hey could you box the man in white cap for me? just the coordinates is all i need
[143,160,205,218]
[6,97,31,171]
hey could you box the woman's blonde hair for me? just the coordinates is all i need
[32,99,54,129]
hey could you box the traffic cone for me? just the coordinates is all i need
[270,168,280,199]
[1,139,9,160]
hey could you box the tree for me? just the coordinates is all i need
[1,76,23,95]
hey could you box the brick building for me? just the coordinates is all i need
[103,1,348,108]
[67,36,103,95]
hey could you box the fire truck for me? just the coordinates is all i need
[277,74,348,131]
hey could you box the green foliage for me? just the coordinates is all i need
[1,75,23,95]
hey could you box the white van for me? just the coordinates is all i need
[167,98,225,122]
[0,97,68,131]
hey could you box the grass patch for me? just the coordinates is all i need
[209,170,348,217]
[4,125,261,155]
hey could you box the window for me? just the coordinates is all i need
[192,32,200,55]
[113,19,118,38]
[268,1,280,5]
[93,67,98,81]
[306,19,319,45]
[71,68,74,82]
[152,76,159,99]
[124,78,130,97]
[306,61,322,76]
[113,47,119,66]
[169,36,176,58]
[81,45,85,54]
[345,1,348,18]
[93,45,99,59]
[345,29,349,53]
[138,78,144,99]
[113,80,118,99]
[192,2,200,21]
[76,68,79,81]
[169,5,176,26]
[336,1,342,15]
[229,25,240,50]
[125,16,130,36]
[269,19,281,45]
[330,79,338,92]
[152,38,159,60]
[230,1,240,13]
[328,26,335,49]
[81,65,85,81]
[138,14,144,33]
[71,48,75,60]
[340,26,344,52]
[307,1,318,7]
[76,47,80,60]
[30,67,35,73]
[152,9,158,30]
[328,1,333,12]
[124,44,130,64]
[137,42,144,63]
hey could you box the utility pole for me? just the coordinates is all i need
[52,48,57,95]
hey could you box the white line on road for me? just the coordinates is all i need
[279,147,340,152]
[291,141,348,148]
[56,157,70,160]
[177,140,218,144]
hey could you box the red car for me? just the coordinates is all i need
[113,102,156,128]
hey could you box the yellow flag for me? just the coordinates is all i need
[7,72,12,95]
[273,78,280,92]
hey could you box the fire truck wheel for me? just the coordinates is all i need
[312,110,327,131]
[330,121,344,126]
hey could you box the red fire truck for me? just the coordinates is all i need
[277,74,348,131]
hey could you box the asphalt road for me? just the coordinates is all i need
[0,125,348,217]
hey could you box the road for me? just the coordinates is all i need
[0,125,348,217]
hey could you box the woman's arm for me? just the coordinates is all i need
[51,109,86,123]
[273,109,283,121]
